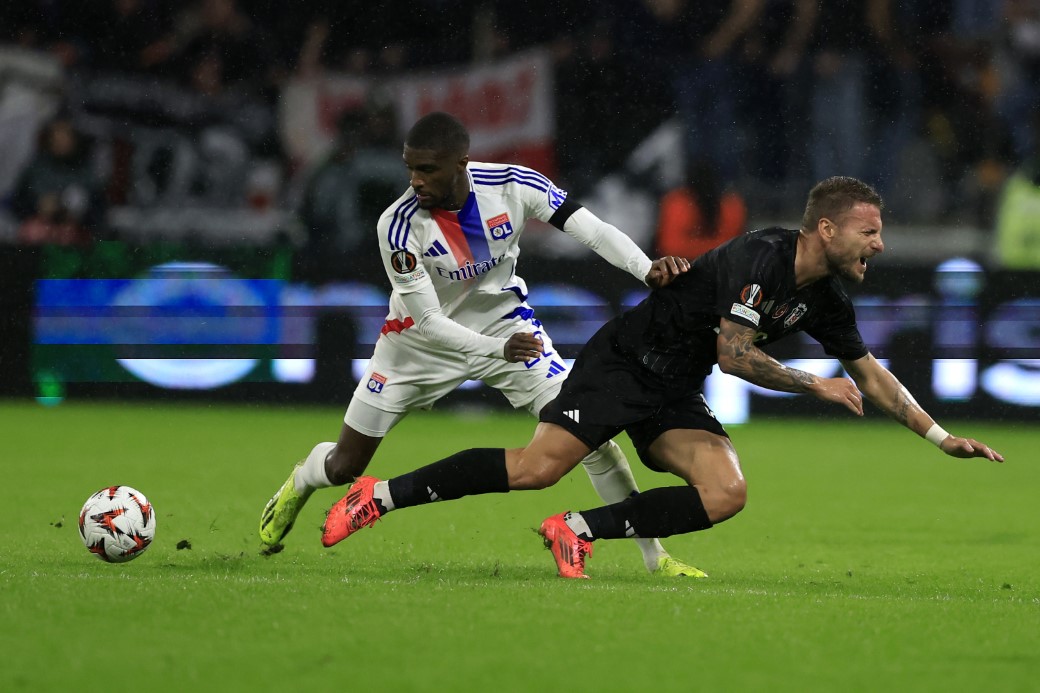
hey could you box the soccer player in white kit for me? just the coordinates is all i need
[260,111,702,576]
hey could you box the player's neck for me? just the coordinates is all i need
[443,182,471,211]
[794,230,830,289]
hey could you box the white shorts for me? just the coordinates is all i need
[345,321,569,437]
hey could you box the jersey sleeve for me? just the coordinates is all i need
[508,165,578,227]
[804,283,869,360]
[561,207,653,284]
[378,203,430,295]
[507,165,652,283]
[714,239,784,330]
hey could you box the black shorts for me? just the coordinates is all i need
[539,323,728,472]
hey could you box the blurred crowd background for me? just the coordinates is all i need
[3,0,1040,275]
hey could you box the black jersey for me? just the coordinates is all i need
[614,227,869,381]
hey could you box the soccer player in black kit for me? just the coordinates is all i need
[321,177,1005,578]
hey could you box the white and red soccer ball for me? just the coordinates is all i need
[78,486,156,563]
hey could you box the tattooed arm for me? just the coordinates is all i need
[841,352,1004,461]
[840,352,931,433]
[715,319,1002,460]
[716,318,864,415]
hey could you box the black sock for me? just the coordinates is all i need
[580,486,713,539]
[387,448,508,509]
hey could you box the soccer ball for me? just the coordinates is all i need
[78,486,156,563]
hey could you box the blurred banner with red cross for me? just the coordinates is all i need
[280,49,556,177]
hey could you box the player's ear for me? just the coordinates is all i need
[818,217,836,239]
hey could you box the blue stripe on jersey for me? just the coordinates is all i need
[470,166,551,188]
[388,196,419,249]
[501,306,541,327]
[501,285,528,302]
[456,192,493,264]
[471,176,549,193]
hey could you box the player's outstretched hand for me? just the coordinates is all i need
[810,377,864,416]
[646,256,691,289]
[939,435,1005,462]
[504,332,544,363]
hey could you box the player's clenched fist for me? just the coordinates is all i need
[646,256,691,289]
[505,332,544,363]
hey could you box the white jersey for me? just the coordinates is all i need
[377,162,570,343]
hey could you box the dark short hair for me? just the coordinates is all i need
[405,112,470,155]
[801,177,882,230]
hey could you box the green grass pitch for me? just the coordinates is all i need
[1,399,1036,692]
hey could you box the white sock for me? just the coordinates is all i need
[293,442,336,494]
[373,480,395,512]
[563,511,593,540]
[581,440,668,572]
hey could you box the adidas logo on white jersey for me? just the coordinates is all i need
[423,240,448,257]
[545,360,566,378]
[563,409,579,423]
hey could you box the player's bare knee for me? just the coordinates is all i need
[716,478,748,521]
